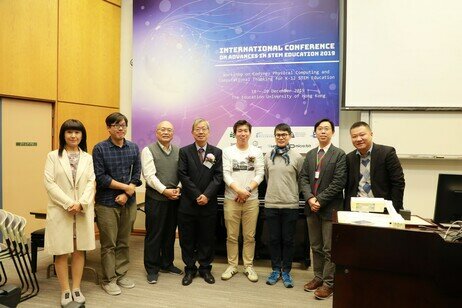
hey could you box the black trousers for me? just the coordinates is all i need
[265,208,299,272]
[178,211,216,274]
[144,196,179,275]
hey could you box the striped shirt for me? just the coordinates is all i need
[93,138,142,207]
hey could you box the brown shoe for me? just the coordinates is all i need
[314,285,333,300]
[304,278,323,292]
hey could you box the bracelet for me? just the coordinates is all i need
[245,186,252,193]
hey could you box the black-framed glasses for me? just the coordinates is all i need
[110,124,127,129]
[275,133,290,138]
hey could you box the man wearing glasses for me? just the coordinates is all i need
[93,112,142,295]
[141,120,183,284]
[299,118,346,300]
[177,118,223,286]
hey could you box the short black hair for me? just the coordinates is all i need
[350,121,371,131]
[106,112,128,127]
[314,118,335,132]
[233,120,252,134]
[58,119,87,157]
[274,123,292,135]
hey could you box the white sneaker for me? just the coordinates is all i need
[72,288,86,304]
[61,290,72,307]
[244,266,259,282]
[221,266,238,280]
[117,276,135,289]
[102,281,121,296]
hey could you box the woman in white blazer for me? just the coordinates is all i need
[44,119,95,307]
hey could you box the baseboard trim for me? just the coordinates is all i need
[132,229,146,236]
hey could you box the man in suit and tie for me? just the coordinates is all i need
[345,121,405,212]
[299,118,346,300]
[177,118,223,286]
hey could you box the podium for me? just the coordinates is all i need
[332,212,462,307]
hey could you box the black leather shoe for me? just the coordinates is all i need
[200,271,215,284]
[182,272,195,286]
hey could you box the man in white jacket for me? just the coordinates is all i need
[221,120,264,282]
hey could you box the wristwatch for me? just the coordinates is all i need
[245,186,252,193]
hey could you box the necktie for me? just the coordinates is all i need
[198,148,205,162]
[317,149,325,166]
[313,149,325,195]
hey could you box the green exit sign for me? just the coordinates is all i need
[16,142,37,147]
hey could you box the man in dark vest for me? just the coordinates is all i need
[141,120,183,284]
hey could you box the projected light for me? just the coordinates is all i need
[137,25,210,109]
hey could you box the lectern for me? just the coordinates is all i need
[332,212,462,307]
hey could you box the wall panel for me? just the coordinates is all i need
[57,102,118,153]
[105,0,121,6]
[58,0,121,108]
[0,0,57,100]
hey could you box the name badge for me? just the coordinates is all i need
[203,161,213,169]
[315,171,320,179]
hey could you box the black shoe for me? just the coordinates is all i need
[147,272,159,284]
[160,265,183,275]
[182,272,195,286]
[200,271,215,284]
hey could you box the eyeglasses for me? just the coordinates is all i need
[194,127,209,133]
[316,127,331,132]
[157,128,173,133]
[275,133,290,139]
[110,124,127,130]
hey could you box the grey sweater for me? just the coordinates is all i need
[264,149,303,209]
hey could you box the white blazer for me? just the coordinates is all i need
[44,149,96,255]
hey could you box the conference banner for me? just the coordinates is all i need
[133,0,340,153]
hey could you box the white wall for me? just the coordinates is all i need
[120,1,460,221]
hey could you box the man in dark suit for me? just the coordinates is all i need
[345,121,405,212]
[177,118,223,286]
[299,118,346,300]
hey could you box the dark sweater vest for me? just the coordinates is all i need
[145,143,179,201]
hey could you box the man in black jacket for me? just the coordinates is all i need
[299,118,346,300]
[345,121,405,212]
[177,118,223,286]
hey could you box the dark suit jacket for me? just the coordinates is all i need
[345,143,405,211]
[178,143,223,216]
[299,144,347,220]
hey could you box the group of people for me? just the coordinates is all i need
[44,113,405,307]
[44,113,142,307]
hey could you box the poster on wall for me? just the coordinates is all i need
[133,0,340,153]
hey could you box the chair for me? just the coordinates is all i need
[30,224,99,284]
[14,215,39,300]
[0,211,9,286]
[1,211,25,292]
[0,210,39,301]
[30,228,45,274]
